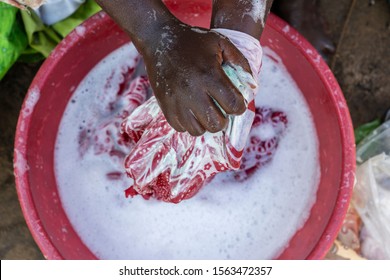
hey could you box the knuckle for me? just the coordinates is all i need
[225,96,245,114]
[188,127,204,137]
[208,118,227,133]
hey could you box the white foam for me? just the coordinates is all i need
[14,149,30,177]
[148,9,157,22]
[191,27,208,34]
[241,0,267,27]
[55,43,320,260]
[75,26,86,37]
[282,25,290,33]
[23,86,40,117]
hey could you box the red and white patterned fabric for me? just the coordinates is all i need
[233,107,288,182]
[121,29,264,203]
[75,34,289,203]
[78,74,148,160]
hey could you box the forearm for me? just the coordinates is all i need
[211,0,274,38]
[95,0,177,56]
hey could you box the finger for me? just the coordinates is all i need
[167,116,186,133]
[161,106,186,133]
[219,39,252,75]
[182,109,206,137]
[208,66,247,115]
[192,95,228,133]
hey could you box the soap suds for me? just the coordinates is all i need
[22,86,40,117]
[54,43,320,260]
[14,149,30,176]
[241,0,267,27]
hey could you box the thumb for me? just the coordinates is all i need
[219,39,252,75]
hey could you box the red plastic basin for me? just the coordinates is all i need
[14,0,355,260]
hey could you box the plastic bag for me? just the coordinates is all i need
[356,120,390,164]
[353,119,390,259]
[122,29,263,203]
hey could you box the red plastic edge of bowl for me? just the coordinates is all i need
[13,12,111,260]
[267,14,356,259]
[14,11,356,260]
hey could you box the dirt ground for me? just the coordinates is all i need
[0,0,389,259]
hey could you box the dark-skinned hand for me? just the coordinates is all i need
[142,22,251,136]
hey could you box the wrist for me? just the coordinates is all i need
[211,0,274,38]
[96,0,180,57]
[135,15,180,58]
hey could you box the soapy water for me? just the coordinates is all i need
[122,28,263,204]
[55,43,320,259]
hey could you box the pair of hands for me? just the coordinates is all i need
[96,0,270,136]
[142,22,252,136]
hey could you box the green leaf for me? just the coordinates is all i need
[20,8,62,58]
[0,3,28,80]
[354,119,382,145]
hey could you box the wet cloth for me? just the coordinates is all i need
[20,0,100,57]
[33,0,86,25]
[121,29,263,203]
